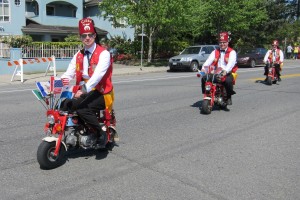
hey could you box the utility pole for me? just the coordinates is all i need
[138,24,146,70]
[297,0,300,20]
[141,24,144,69]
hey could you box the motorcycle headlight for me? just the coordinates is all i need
[205,85,211,91]
[47,114,55,125]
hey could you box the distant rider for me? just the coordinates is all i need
[263,40,284,82]
[201,32,237,105]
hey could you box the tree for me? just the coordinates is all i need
[263,0,299,47]
[197,0,269,47]
[99,0,196,63]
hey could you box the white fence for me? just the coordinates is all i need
[0,43,82,59]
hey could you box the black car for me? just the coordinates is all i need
[237,47,267,68]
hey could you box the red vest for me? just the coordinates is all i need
[268,49,281,64]
[75,44,113,94]
[212,47,238,73]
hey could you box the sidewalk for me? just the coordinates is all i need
[0,63,169,85]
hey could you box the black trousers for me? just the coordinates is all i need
[201,73,236,98]
[264,63,281,77]
[61,90,105,135]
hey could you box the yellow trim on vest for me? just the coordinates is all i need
[232,72,238,81]
[103,89,114,112]
[76,63,80,72]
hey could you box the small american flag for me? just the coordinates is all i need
[53,79,64,94]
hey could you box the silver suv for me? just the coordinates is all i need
[168,45,218,72]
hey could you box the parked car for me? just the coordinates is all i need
[237,47,267,68]
[168,45,218,72]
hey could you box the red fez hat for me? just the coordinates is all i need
[272,40,279,46]
[219,32,229,42]
[79,18,95,35]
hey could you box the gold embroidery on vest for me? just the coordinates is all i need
[76,63,80,71]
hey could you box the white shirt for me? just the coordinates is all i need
[202,48,237,73]
[287,45,293,53]
[263,49,284,64]
[61,43,111,93]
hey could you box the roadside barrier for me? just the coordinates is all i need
[8,56,56,82]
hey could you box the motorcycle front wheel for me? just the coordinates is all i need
[201,99,212,114]
[37,141,66,169]
[266,76,272,85]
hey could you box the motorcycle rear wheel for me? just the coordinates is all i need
[37,141,66,169]
[201,99,212,114]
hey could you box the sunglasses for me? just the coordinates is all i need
[80,33,95,39]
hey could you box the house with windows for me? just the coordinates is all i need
[0,0,134,42]
[0,0,135,75]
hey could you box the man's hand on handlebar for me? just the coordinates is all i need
[221,70,227,76]
[74,90,84,98]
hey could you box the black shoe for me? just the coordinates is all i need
[278,77,281,82]
[223,105,230,112]
[95,134,107,149]
[264,78,268,82]
[227,98,232,105]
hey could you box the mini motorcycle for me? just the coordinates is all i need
[197,66,237,114]
[266,62,279,85]
[32,77,118,169]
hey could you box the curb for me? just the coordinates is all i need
[0,65,169,85]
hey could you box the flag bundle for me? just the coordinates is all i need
[35,79,64,97]
[33,76,81,110]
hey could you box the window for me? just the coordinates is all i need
[205,46,215,54]
[0,0,10,22]
[72,8,76,17]
[15,0,20,6]
[46,5,55,16]
[201,47,208,54]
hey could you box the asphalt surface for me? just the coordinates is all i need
[0,61,299,200]
[0,63,169,85]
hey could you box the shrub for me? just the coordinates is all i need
[64,34,81,42]
[2,35,33,48]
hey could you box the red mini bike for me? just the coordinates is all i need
[197,66,237,114]
[32,77,118,169]
[266,62,279,85]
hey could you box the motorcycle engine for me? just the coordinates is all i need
[66,134,77,147]
[79,134,97,149]
[216,96,224,105]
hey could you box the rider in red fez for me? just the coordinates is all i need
[263,40,284,82]
[60,18,115,147]
[201,32,237,105]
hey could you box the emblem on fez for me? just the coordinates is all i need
[84,25,91,31]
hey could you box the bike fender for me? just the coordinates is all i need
[109,125,116,132]
[42,137,68,151]
[204,97,212,100]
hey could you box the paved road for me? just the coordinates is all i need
[0,61,299,200]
